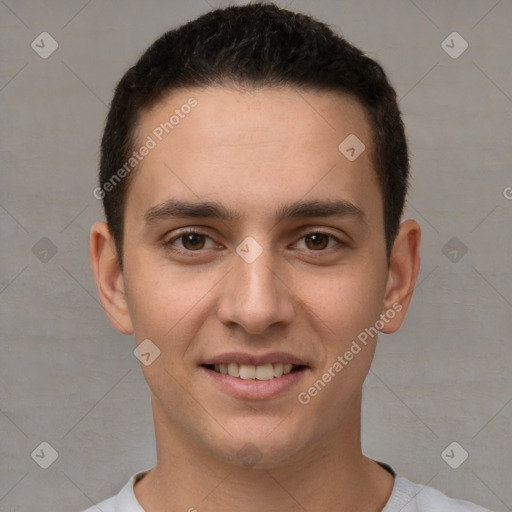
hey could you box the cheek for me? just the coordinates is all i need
[122,251,192,343]
[124,276,171,338]
[123,262,209,404]
[303,263,387,340]
[122,252,225,370]
[295,269,385,422]
[125,244,205,324]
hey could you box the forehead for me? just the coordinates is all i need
[126,85,381,228]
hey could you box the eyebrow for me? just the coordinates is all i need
[143,198,365,225]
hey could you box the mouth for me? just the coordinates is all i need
[202,362,307,380]
[200,354,310,400]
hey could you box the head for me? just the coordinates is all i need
[90,3,420,470]
[97,2,409,269]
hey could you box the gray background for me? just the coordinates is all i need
[1,0,511,511]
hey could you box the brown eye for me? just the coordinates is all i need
[163,228,222,258]
[181,233,206,250]
[164,229,219,255]
[304,233,330,250]
[292,231,344,253]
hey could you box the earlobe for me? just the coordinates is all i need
[89,221,134,335]
[380,219,421,334]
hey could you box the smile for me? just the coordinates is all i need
[204,363,302,380]
[200,353,310,399]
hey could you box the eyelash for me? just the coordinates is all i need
[163,228,345,257]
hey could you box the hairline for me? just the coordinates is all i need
[115,83,390,267]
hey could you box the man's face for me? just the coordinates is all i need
[121,86,393,467]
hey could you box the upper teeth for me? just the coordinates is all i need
[214,363,295,380]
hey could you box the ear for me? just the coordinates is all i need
[89,221,134,335]
[379,219,421,334]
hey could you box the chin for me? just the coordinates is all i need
[202,423,313,470]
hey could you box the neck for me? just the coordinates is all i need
[134,394,394,512]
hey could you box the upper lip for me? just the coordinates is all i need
[202,352,309,367]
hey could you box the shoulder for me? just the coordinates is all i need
[81,469,150,512]
[384,476,494,512]
[82,495,117,512]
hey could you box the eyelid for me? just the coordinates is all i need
[290,229,345,250]
[164,227,220,250]
[164,226,212,242]
[163,227,347,257]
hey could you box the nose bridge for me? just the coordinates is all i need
[217,238,294,334]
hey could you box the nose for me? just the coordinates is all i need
[216,243,295,336]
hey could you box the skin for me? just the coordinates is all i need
[90,85,421,512]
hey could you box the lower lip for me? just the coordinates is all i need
[200,366,308,400]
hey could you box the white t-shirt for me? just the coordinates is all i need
[83,464,494,512]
